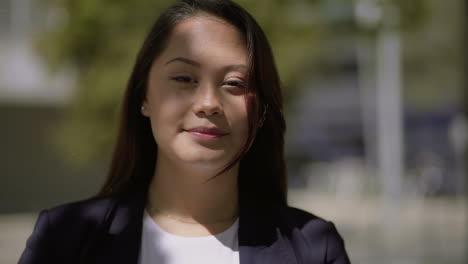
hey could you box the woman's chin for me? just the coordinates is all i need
[178,154,227,169]
[165,140,238,170]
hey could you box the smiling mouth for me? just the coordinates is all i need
[184,127,229,140]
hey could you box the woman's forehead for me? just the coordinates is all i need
[158,15,248,66]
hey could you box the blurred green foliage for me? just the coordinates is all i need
[38,0,426,165]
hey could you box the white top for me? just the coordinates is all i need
[138,210,240,264]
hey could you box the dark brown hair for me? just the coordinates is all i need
[98,0,287,206]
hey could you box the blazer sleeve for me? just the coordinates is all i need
[325,222,350,264]
[18,210,55,264]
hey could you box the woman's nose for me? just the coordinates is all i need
[192,85,223,116]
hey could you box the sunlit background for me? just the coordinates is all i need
[1,0,467,263]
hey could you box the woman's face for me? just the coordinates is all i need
[142,15,249,171]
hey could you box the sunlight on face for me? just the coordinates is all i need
[142,14,249,171]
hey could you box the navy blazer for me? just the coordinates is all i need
[19,191,350,264]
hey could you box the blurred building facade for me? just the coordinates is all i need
[1,0,104,212]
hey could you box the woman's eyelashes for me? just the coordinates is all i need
[223,79,245,88]
[169,75,246,92]
[170,75,197,84]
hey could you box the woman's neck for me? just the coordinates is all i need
[145,155,239,236]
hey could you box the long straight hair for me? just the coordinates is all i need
[98,0,287,207]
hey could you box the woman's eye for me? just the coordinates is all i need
[224,80,245,88]
[171,76,197,84]
[223,79,246,95]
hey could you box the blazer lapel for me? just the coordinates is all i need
[93,191,147,264]
[89,191,298,264]
[239,206,298,264]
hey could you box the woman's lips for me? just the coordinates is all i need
[185,127,229,140]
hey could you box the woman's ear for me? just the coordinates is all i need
[141,101,150,117]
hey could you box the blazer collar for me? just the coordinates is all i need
[238,205,298,264]
[93,190,147,264]
[94,191,297,264]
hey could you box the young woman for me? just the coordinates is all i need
[19,0,350,263]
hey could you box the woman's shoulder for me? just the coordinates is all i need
[19,195,118,263]
[281,206,328,222]
[245,203,344,238]
[278,206,343,236]
[33,194,120,242]
[42,195,117,225]
[277,206,350,263]
[280,206,338,231]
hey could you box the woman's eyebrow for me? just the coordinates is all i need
[165,57,200,67]
[224,64,247,72]
[165,56,247,72]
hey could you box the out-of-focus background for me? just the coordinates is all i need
[1,0,466,263]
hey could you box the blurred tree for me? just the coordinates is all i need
[37,0,427,166]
